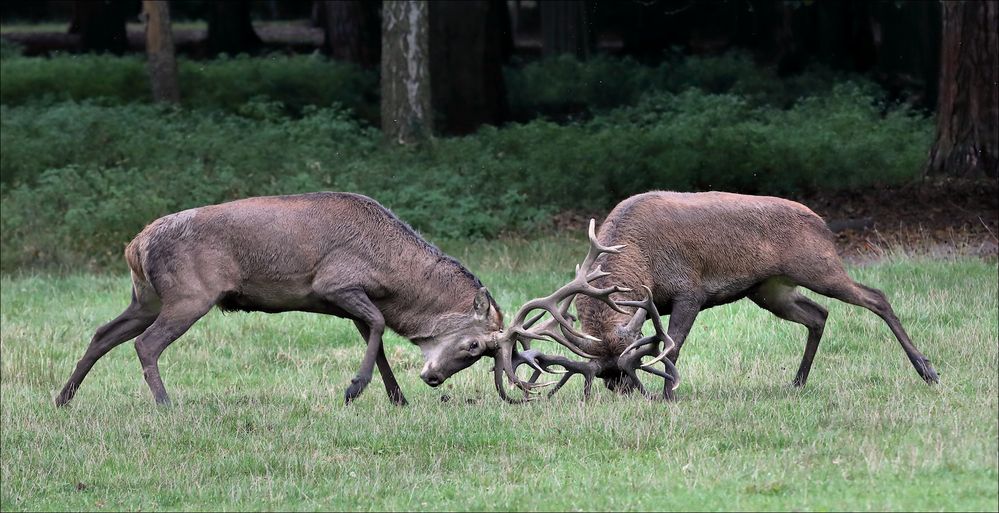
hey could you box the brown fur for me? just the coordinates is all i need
[575,191,938,398]
[57,192,503,407]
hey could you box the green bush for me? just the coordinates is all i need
[0,53,378,120]
[0,39,25,60]
[0,101,377,187]
[2,50,870,126]
[504,51,878,120]
[0,84,932,271]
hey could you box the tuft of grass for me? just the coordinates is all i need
[1,242,996,511]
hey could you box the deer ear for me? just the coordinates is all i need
[473,287,491,319]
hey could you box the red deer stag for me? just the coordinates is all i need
[516,191,940,400]
[55,192,617,407]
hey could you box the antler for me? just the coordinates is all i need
[617,285,681,391]
[492,219,630,402]
[508,219,631,342]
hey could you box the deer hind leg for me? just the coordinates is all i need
[791,257,939,385]
[815,278,938,384]
[749,279,829,387]
[133,296,213,406]
[56,290,161,407]
[353,320,407,406]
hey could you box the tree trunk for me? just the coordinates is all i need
[323,0,381,68]
[143,1,180,103]
[926,1,998,179]
[541,0,591,58]
[429,0,509,135]
[206,0,262,56]
[68,0,129,55]
[381,0,432,144]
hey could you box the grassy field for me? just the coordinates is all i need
[1,238,996,511]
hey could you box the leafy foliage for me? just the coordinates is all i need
[2,50,875,124]
[0,53,378,121]
[504,51,882,120]
[0,82,931,270]
[0,50,932,270]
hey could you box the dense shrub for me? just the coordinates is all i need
[0,101,377,187]
[504,51,879,120]
[0,53,378,120]
[0,39,25,60]
[0,84,932,271]
[2,50,872,125]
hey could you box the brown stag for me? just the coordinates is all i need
[55,192,621,407]
[516,191,940,400]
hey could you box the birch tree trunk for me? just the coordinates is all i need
[381,0,431,144]
[143,1,180,103]
[925,0,998,179]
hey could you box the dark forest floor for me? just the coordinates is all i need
[800,179,998,262]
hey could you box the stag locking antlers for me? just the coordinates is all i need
[488,220,681,403]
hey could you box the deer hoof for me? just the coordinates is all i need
[919,359,939,385]
[344,375,371,404]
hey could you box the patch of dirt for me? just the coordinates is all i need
[551,179,999,263]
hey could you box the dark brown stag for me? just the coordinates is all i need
[55,192,615,407]
[517,191,939,400]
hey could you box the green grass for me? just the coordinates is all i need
[1,239,996,511]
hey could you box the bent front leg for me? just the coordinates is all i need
[660,298,701,400]
[353,320,407,406]
[320,287,386,405]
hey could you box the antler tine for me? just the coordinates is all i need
[522,350,599,401]
[579,218,626,273]
[512,349,569,376]
[510,218,628,325]
[615,286,681,389]
[515,320,598,360]
[520,310,547,331]
[617,285,676,356]
[517,299,598,359]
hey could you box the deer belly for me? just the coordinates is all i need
[216,283,331,314]
[701,276,763,309]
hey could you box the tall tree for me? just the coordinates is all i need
[926,0,998,179]
[540,0,591,58]
[68,0,130,54]
[206,0,262,56]
[429,0,509,135]
[381,0,431,144]
[322,0,381,68]
[143,0,179,103]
